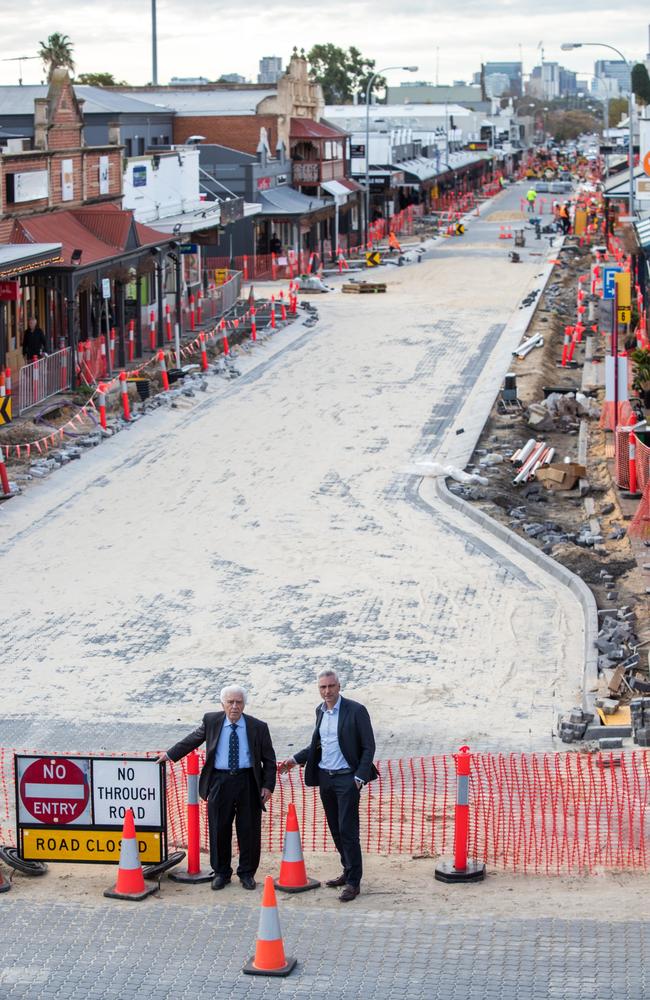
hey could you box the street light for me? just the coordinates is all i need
[364,64,418,244]
[561,41,635,216]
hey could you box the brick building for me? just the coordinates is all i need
[0,69,176,388]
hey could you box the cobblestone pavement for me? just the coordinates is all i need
[0,186,637,999]
[0,182,582,757]
[0,896,647,1000]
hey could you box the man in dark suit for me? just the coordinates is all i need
[279,670,377,901]
[157,685,276,890]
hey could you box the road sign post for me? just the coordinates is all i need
[14,755,168,865]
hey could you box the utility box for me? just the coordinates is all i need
[502,372,517,402]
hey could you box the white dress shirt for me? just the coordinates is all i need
[318,697,350,771]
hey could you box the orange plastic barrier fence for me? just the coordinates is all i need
[2,748,650,874]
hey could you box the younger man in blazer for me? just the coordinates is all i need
[279,670,377,901]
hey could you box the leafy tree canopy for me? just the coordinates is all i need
[38,33,75,82]
[76,72,127,87]
[631,63,650,106]
[306,44,385,104]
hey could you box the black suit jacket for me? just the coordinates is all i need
[293,696,378,786]
[166,712,276,802]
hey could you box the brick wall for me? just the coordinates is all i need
[172,114,279,154]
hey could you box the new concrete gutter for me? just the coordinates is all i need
[425,235,599,715]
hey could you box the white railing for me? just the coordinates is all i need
[18,348,71,415]
[212,270,242,317]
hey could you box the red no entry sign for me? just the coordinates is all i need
[19,757,90,825]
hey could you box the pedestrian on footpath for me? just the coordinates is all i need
[279,669,377,902]
[526,186,537,213]
[22,316,47,362]
[157,685,276,891]
[559,201,571,235]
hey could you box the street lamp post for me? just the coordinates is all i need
[561,42,635,216]
[364,64,418,245]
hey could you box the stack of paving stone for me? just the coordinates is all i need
[558,707,594,742]
[630,698,650,746]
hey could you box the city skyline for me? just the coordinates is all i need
[0,1,647,89]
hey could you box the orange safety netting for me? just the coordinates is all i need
[2,747,650,874]
[628,482,650,538]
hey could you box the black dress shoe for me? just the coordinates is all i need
[325,873,347,887]
[339,884,360,902]
[240,874,256,890]
[211,874,231,890]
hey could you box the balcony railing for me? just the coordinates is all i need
[293,159,346,184]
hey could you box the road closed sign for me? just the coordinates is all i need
[14,754,167,865]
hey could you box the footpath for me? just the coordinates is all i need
[0,181,648,999]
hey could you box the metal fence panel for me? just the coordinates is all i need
[17,349,71,415]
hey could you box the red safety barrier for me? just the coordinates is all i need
[628,482,650,538]
[157,350,169,391]
[168,750,212,884]
[97,383,107,431]
[119,371,130,421]
[4,748,650,874]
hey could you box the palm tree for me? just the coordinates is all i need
[38,33,75,82]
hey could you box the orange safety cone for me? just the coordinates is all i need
[274,803,320,893]
[243,876,297,977]
[103,809,157,901]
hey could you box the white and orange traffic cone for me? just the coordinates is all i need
[103,809,157,901]
[274,803,320,893]
[243,876,297,977]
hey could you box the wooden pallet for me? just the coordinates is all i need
[341,282,387,294]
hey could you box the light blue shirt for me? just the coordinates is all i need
[318,697,350,771]
[214,715,252,769]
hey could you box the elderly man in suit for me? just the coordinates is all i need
[157,685,276,890]
[279,669,377,901]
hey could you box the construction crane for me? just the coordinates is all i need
[1,55,40,86]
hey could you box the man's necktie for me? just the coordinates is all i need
[228,723,239,771]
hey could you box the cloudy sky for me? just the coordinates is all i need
[1,1,649,88]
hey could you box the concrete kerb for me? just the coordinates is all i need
[435,476,599,714]
[419,238,599,716]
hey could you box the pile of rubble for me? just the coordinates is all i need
[527,391,600,433]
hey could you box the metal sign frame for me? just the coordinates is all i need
[14,754,167,865]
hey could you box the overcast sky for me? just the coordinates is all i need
[1,1,649,89]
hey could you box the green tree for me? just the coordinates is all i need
[306,44,385,104]
[607,97,628,127]
[547,109,600,142]
[76,71,126,87]
[631,63,650,106]
[38,33,75,82]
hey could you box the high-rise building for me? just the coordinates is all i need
[483,61,522,97]
[594,59,630,96]
[258,57,283,85]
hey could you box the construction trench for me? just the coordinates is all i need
[453,236,650,748]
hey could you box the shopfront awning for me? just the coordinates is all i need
[145,202,222,235]
[0,243,63,278]
[258,186,331,217]
[319,180,359,206]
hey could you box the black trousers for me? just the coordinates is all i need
[207,769,261,878]
[318,770,362,886]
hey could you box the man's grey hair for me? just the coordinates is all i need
[220,684,247,705]
[317,669,339,683]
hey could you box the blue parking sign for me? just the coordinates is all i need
[602,266,622,300]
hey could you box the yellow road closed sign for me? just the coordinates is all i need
[21,827,163,863]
